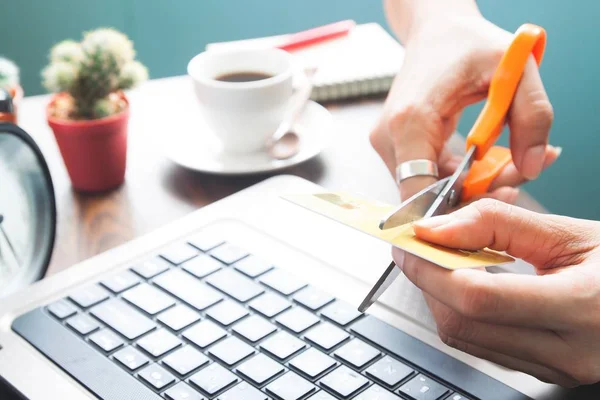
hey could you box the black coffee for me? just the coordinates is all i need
[215,71,272,83]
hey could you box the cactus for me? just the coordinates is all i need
[0,56,20,91]
[42,28,148,120]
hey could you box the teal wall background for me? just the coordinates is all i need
[1,1,598,219]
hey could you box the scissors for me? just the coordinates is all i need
[358,23,547,313]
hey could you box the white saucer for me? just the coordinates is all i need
[164,101,333,175]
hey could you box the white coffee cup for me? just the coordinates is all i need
[187,48,294,154]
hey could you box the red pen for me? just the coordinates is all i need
[276,20,356,52]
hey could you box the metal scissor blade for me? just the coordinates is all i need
[358,261,401,313]
[422,146,477,220]
[379,177,450,230]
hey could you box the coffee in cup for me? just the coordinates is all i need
[187,48,294,154]
[215,71,273,83]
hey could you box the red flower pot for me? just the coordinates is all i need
[47,93,129,192]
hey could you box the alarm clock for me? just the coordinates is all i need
[0,90,56,297]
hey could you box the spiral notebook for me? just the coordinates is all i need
[206,23,405,102]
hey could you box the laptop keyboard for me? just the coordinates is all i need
[11,226,529,400]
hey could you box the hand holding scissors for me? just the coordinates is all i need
[361,23,550,312]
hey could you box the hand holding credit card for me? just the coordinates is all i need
[284,191,515,312]
[283,192,514,270]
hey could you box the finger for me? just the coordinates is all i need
[466,186,520,205]
[488,145,561,191]
[508,57,554,180]
[369,122,397,175]
[394,247,573,329]
[399,176,438,202]
[426,297,573,371]
[437,146,463,178]
[418,290,576,386]
[418,291,577,386]
[438,334,578,387]
[388,105,441,200]
[412,199,596,268]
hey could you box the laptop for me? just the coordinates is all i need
[0,175,580,399]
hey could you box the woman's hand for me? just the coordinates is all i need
[374,1,560,201]
[394,199,600,387]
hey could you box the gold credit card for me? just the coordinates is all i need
[283,192,514,270]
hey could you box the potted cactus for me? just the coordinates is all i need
[42,28,148,192]
[0,56,24,122]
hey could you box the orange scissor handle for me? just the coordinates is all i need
[462,23,547,201]
[462,146,512,201]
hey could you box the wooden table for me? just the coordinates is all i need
[16,76,545,276]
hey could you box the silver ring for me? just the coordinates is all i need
[396,159,439,184]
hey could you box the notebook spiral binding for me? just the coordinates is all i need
[311,74,396,103]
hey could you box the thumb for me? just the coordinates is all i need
[413,199,597,269]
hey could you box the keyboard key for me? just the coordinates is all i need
[101,270,140,293]
[157,304,200,331]
[293,286,335,311]
[398,374,449,400]
[220,382,268,400]
[138,363,176,391]
[319,365,369,398]
[307,392,337,400]
[206,269,264,302]
[165,382,205,400]
[90,298,155,340]
[66,314,100,335]
[154,269,222,311]
[68,284,110,308]
[122,283,176,315]
[113,346,150,371]
[234,255,273,278]
[334,338,380,369]
[162,346,210,376]
[304,322,350,351]
[131,257,171,279]
[249,292,291,318]
[187,231,225,252]
[137,328,182,357]
[232,315,277,343]
[205,299,249,326]
[355,384,401,400]
[89,328,124,352]
[259,269,306,296]
[189,363,238,396]
[265,371,317,400]
[275,307,320,333]
[259,331,306,360]
[182,254,223,278]
[320,301,362,326]
[160,242,199,265]
[236,353,285,386]
[183,320,227,348]
[209,242,249,264]
[47,299,77,319]
[289,348,337,379]
[208,336,255,366]
[365,356,414,388]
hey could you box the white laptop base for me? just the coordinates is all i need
[0,175,572,399]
